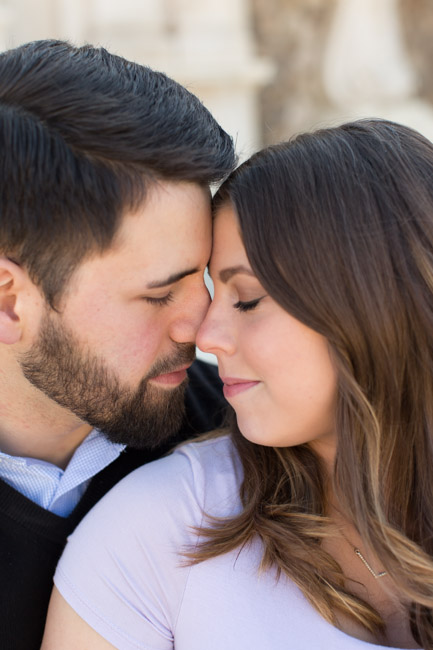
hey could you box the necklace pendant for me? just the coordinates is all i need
[354,548,387,579]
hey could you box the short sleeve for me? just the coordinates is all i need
[54,436,240,650]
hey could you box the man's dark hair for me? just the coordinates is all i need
[0,39,235,307]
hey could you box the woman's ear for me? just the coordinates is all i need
[0,258,36,345]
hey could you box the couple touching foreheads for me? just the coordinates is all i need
[0,40,431,650]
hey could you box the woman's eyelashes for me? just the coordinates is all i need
[144,291,174,306]
[234,296,266,312]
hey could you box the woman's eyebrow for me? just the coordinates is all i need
[218,265,255,283]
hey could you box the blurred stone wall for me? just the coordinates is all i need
[251,0,337,144]
[252,0,433,145]
[399,0,433,105]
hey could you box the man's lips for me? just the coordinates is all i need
[149,365,191,386]
[220,377,260,399]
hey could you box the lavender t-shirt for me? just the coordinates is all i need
[54,436,414,650]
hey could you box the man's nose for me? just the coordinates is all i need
[169,283,211,344]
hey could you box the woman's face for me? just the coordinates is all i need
[197,203,338,460]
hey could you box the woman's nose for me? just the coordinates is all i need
[196,301,235,356]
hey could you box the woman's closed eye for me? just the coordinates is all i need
[234,296,266,312]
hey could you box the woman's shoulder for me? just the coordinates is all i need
[175,434,243,516]
[53,434,243,649]
[77,433,242,534]
[122,431,238,486]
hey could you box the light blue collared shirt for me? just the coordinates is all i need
[0,429,125,517]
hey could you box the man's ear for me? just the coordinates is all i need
[0,258,37,345]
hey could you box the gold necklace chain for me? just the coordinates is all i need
[339,530,388,579]
[353,547,387,579]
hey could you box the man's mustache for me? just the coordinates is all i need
[146,343,196,380]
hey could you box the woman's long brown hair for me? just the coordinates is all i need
[189,120,433,647]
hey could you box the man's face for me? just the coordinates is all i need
[20,181,212,448]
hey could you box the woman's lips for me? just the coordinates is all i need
[221,377,260,399]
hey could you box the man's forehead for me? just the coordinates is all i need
[112,181,211,244]
[63,182,212,297]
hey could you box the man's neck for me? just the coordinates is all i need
[0,363,93,469]
[0,421,93,470]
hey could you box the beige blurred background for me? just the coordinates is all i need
[1,0,433,160]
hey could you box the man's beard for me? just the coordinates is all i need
[19,313,196,449]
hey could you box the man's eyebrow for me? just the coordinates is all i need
[145,268,199,289]
[217,265,255,283]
